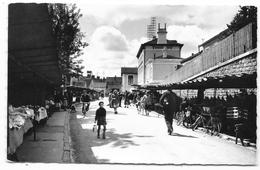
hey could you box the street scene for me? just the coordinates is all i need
[69,99,256,164]
[6,1,258,167]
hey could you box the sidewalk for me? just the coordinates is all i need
[14,110,73,163]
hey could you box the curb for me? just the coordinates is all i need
[171,118,256,149]
[196,127,257,149]
[62,110,74,163]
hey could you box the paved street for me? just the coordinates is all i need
[69,98,257,165]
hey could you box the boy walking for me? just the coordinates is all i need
[95,101,107,139]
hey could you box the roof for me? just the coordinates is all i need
[199,53,256,79]
[8,3,61,85]
[121,67,138,75]
[156,54,182,59]
[136,38,184,59]
[139,53,257,90]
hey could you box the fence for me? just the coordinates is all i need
[167,23,254,83]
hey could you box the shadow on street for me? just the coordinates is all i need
[70,105,199,164]
[170,132,198,138]
[70,108,155,163]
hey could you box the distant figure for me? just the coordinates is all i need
[160,89,178,135]
[81,90,91,117]
[108,92,113,108]
[118,92,123,107]
[124,91,130,108]
[111,90,119,114]
[95,101,107,139]
[145,92,153,116]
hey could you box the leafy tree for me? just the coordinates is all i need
[227,6,257,31]
[48,4,88,80]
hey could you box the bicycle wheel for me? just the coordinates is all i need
[192,116,202,130]
[183,116,192,128]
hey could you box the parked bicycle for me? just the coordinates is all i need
[176,105,196,128]
[192,106,222,136]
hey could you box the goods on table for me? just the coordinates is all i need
[8,105,35,129]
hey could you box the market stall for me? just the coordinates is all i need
[8,4,62,160]
[138,51,257,143]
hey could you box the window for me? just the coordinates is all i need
[128,75,133,85]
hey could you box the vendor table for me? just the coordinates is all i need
[8,118,33,154]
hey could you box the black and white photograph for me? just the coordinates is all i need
[2,0,258,168]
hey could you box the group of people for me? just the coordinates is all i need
[108,89,180,136]
[106,89,180,135]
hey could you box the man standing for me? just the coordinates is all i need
[95,101,107,139]
[81,90,91,117]
[159,89,178,135]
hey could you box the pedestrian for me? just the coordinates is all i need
[124,91,129,108]
[140,92,147,115]
[145,92,153,116]
[95,101,107,139]
[118,92,123,107]
[108,91,113,108]
[111,90,119,114]
[159,89,178,135]
[81,90,91,117]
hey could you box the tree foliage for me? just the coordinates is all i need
[48,3,87,79]
[227,6,257,31]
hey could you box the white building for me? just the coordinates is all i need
[121,67,138,92]
[136,23,183,85]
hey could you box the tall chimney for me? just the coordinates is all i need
[157,23,167,44]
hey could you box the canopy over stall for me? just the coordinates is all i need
[8,3,62,106]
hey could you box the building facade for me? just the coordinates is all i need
[69,76,88,88]
[136,23,183,85]
[88,76,106,92]
[121,67,138,92]
[106,76,122,94]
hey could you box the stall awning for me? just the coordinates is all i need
[8,3,62,86]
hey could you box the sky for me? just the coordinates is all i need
[76,4,240,77]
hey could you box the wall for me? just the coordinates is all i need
[166,23,254,83]
[137,51,144,84]
[138,65,144,85]
[144,61,153,83]
[153,58,182,82]
[138,44,182,85]
[144,46,181,63]
[122,74,138,92]
[89,79,106,91]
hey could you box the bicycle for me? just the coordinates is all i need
[192,106,222,136]
[175,106,194,128]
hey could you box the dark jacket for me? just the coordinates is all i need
[95,107,106,125]
[81,94,90,102]
[159,90,178,119]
